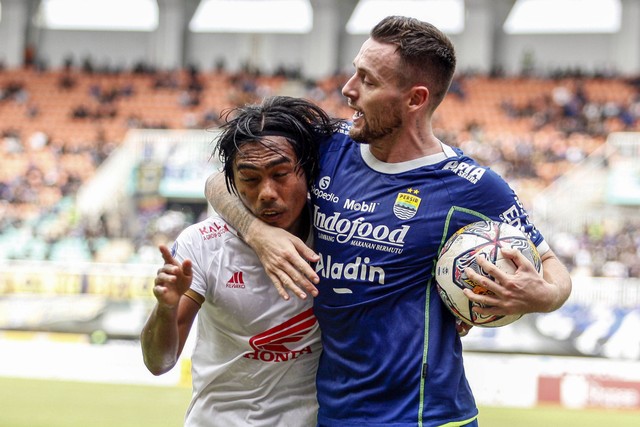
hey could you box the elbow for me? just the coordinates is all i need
[148,367,171,377]
[143,356,176,376]
[141,340,178,376]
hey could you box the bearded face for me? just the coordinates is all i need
[342,39,409,146]
[348,101,403,144]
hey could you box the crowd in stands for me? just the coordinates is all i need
[1,60,640,278]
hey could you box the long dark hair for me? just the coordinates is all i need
[214,96,342,194]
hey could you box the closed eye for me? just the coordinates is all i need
[238,175,258,183]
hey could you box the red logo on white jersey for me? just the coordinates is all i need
[226,272,245,288]
[199,221,230,240]
[244,308,317,363]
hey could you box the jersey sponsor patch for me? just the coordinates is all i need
[344,198,379,213]
[393,188,421,220]
[442,160,486,184]
[315,253,386,286]
[313,205,409,251]
[225,271,245,288]
[244,308,317,362]
[198,221,230,240]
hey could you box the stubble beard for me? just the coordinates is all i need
[349,109,403,145]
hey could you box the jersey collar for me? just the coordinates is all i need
[359,143,457,174]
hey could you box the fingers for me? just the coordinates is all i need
[500,247,539,274]
[267,265,318,300]
[153,271,178,304]
[263,271,294,301]
[456,318,473,337]
[274,259,319,296]
[260,245,320,300]
[154,245,193,305]
[248,227,321,300]
[181,259,193,279]
[293,240,321,265]
[159,244,178,266]
[499,247,527,269]
[464,264,501,296]
[463,264,506,315]
[154,267,179,291]
[462,248,550,317]
[463,288,501,309]
[474,255,508,290]
[291,239,320,285]
[282,259,320,298]
[271,278,291,301]
[157,245,192,279]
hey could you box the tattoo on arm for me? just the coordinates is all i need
[206,172,257,239]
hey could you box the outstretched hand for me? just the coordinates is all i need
[244,223,320,300]
[153,245,193,308]
[462,247,555,316]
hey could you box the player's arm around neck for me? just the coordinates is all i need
[205,172,320,300]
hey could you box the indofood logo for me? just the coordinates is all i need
[313,205,409,254]
[393,188,421,220]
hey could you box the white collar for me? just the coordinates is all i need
[359,143,457,174]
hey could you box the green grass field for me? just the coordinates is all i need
[1,376,640,427]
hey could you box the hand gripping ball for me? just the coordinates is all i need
[435,220,543,327]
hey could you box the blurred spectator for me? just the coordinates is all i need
[1,65,639,274]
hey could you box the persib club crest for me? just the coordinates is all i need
[393,188,421,220]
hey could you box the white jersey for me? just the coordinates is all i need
[171,215,321,427]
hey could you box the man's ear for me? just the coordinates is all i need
[408,85,429,112]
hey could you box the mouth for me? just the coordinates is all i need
[347,100,364,123]
[260,209,283,223]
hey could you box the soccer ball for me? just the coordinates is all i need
[435,220,543,327]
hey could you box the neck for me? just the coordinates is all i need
[368,127,443,163]
[288,204,310,241]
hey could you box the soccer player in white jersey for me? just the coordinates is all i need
[204,16,572,426]
[140,96,342,427]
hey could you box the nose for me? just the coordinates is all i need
[258,179,278,202]
[342,74,357,99]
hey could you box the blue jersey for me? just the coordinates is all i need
[311,127,546,426]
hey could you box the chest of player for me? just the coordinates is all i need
[310,171,456,289]
[199,238,313,334]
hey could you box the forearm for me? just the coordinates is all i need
[540,252,572,312]
[140,304,181,375]
[204,171,320,299]
[205,172,258,238]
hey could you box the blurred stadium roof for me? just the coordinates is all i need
[190,0,314,33]
[504,0,622,34]
[35,0,159,31]
[21,0,623,35]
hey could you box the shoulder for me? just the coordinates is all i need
[434,147,521,216]
[182,214,235,237]
[173,215,238,254]
[438,147,510,189]
[322,123,353,147]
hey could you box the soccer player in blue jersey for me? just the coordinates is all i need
[205,16,572,427]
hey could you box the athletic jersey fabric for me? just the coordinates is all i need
[171,215,322,427]
[311,125,548,426]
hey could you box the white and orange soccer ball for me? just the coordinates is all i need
[435,220,543,327]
